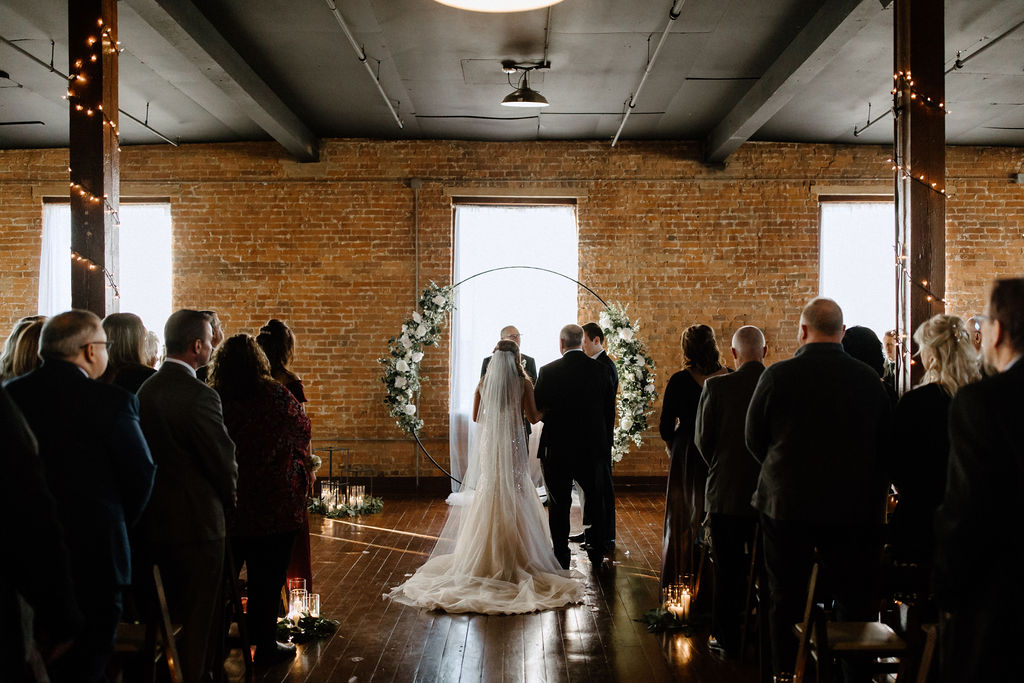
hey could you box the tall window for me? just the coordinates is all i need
[450,203,578,489]
[39,202,173,341]
[819,200,895,339]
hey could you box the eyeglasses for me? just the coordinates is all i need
[973,314,991,331]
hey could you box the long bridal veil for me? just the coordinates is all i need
[385,349,582,614]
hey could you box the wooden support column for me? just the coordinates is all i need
[68,0,119,317]
[894,0,944,391]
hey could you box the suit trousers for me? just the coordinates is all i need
[48,585,121,683]
[760,515,880,681]
[708,514,756,653]
[151,538,226,683]
[232,532,297,649]
[542,452,606,567]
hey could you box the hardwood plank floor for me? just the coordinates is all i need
[224,492,760,682]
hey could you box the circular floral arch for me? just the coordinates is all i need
[379,267,657,483]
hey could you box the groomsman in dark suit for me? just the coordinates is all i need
[580,321,618,546]
[6,310,155,682]
[934,278,1024,682]
[137,309,237,682]
[534,324,615,568]
[695,325,766,658]
[745,299,891,680]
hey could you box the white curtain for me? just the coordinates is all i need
[449,204,579,492]
[38,203,72,316]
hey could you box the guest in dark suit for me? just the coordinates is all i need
[0,386,81,681]
[137,309,237,683]
[580,321,618,547]
[101,312,157,393]
[745,299,891,681]
[211,334,311,666]
[934,278,1024,682]
[889,315,979,572]
[534,324,615,568]
[6,310,155,683]
[695,325,766,657]
[194,309,224,383]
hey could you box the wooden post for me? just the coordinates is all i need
[894,0,944,391]
[68,0,119,317]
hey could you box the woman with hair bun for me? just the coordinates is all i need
[890,314,980,568]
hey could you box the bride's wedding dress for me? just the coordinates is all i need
[385,349,583,614]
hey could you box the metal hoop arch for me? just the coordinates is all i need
[412,265,609,485]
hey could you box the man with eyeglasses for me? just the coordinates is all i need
[5,309,155,682]
[934,277,1024,682]
[480,325,537,384]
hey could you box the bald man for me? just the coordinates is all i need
[745,299,891,680]
[694,325,766,657]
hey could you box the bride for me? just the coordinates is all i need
[385,340,583,614]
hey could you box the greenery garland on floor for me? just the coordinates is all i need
[276,613,339,643]
[308,496,384,519]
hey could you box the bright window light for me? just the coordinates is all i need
[819,201,895,340]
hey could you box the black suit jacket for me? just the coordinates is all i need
[932,360,1024,681]
[594,351,618,448]
[481,352,537,384]
[6,360,156,588]
[137,362,237,545]
[534,349,614,460]
[695,360,764,516]
[745,343,891,524]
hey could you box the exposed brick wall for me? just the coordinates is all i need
[1,140,1021,478]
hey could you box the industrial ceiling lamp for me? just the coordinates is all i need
[433,0,563,12]
[501,62,550,108]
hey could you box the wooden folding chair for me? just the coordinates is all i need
[113,564,182,683]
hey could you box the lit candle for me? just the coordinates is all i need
[679,589,691,621]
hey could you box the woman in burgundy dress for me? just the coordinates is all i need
[256,319,314,590]
[658,324,729,597]
[210,334,311,665]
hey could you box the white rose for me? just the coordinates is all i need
[411,351,424,362]
[401,324,408,333]
[433,295,446,306]
[395,359,409,372]
[634,368,644,380]
[401,336,412,350]
[412,311,422,323]
[620,327,634,341]
[599,311,611,328]
[619,416,634,431]
[404,404,417,416]
[394,376,407,388]
[415,324,427,338]
[645,383,656,393]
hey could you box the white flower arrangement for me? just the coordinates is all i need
[601,304,658,463]
[378,282,455,435]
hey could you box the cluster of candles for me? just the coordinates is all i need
[663,577,692,622]
[320,481,367,510]
[286,578,320,621]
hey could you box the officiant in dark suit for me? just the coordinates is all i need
[6,310,155,683]
[934,278,1024,682]
[534,324,615,568]
[481,325,538,438]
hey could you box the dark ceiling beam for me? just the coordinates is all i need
[123,0,319,161]
[703,0,880,164]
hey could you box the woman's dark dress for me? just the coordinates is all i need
[283,378,314,591]
[659,369,713,592]
[111,363,157,394]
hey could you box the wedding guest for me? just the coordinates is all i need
[137,310,236,683]
[143,329,160,368]
[257,318,315,591]
[9,318,45,379]
[195,309,224,383]
[6,310,155,683]
[843,325,897,406]
[210,334,311,666]
[746,299,891,681]
[581,321,618,547]
[101,313,157,393]
[695,325,766,657]
[1,315,45,382]
[889,315,979,574]
[934,278,1024,682]
[882,329,898,394]
[0,386,82,680]
[658,324,728,596]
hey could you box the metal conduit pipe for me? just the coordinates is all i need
[944,16,1024,75]
[610,0,686,147]
[0,34,179,146]
[324,0,403,129]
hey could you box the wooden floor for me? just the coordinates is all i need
[225,492,760,683]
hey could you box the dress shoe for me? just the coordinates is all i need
[254,641,296,666]
[568,532,586,543]
[707,636,735,658]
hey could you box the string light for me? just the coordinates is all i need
[71,251,120,300]
[886,158,947,195]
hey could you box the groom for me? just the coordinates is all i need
[534,324,616,568]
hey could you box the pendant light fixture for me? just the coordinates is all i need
[500,61,550,108]
[433,0,563,12]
